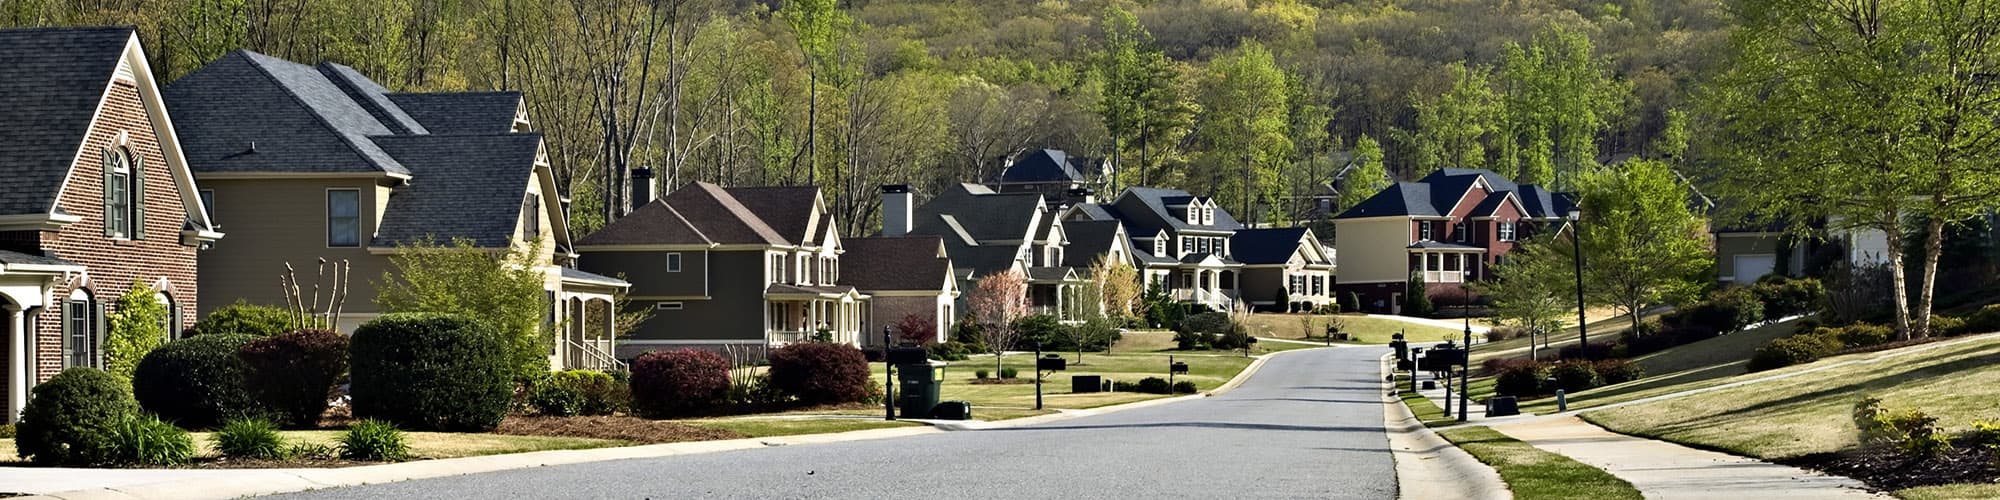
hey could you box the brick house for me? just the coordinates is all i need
[837,236,957,347]
[1332,168,1573,313]
[162,49,627,370]
[885,184,1087,321]
[0,27,223,422]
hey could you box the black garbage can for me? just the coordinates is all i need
[1073,375,1102,393]
[1486,396,1520,417]
[1421,380,1436,390]
[897,364,942,419]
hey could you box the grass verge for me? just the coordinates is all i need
[1896,483,2000,500]
[1436,426,1643,500]
[1399,385,1457,428]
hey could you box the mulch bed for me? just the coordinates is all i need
[1781,440,1999,491]
[494,415,744,444]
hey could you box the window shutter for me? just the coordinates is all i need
[130,153,146,239]
[93,300,107,368]
[102,149,116,237]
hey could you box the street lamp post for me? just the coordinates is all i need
[1460,270,1472,422]
[1568,208,1589,358]
[883,326,895,421]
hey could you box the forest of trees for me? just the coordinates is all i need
[0,0,1726,235]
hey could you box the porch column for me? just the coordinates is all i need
[602,299,614,358]
[7,304,25,424]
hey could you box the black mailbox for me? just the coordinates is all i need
[1396,359,1415,371]
[1392,332,1406,341]
[887,346,929,365]
[1037,355,1067,371]
[1169,362,1190,374]
[1430,348,1467,366]
[1245,337,1258,344]
[1391,340,1409,361]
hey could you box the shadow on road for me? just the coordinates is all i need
[980,421,1384,433]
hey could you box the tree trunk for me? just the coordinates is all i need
[1883,222,1914,341]
[1915,215,1945,339]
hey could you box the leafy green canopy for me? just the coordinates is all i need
[377,237,552,380]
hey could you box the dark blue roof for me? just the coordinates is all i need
[1336,168,1572,219]
[999,149,1084,183]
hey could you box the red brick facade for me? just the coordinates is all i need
[26,79,201,383]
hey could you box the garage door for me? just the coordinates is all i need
[1734,254,1777,284]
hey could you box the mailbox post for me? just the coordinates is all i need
[1325,325,1335,346]
[1033,344,1067,410]
[1168,356,1190,387]
[882,327,895,421]
[1034,341,1042,410]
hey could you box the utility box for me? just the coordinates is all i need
[1487,396,1520,417]
[1072,375,1102,393]
[897,363,943,419]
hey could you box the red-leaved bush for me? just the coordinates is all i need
[894,314,938,345]
[629,349,731,417]
[240,329,350,428]
[767,343,871,405]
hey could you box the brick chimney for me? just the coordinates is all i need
[882,184,912,237]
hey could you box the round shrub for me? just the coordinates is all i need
[240,329,349,428]
[1135,377,1172,394]
[1962,304,2000,336]
[339,419,410,461]
[214,418,287,459]
[15,368,138,465]
[1548,360,1602,393]
[629,350,731,417]
[133,333,263,429]
[349,313,511,432]
[1594,359,1645,384]
[767,343,872,405]
[1494,362,1551,397]
[1748,333,1843,372]
[533,369,626,417]
[188,301,294,337]
[110,415,196,466]
[1835,323,1893,348]
[1930,315,1968,337]
[1172,381,1198,394]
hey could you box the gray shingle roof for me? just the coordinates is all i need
[0,26,132,216]
[368,134,543,247]
[319,62,429,135]
[999,149,1084,183]
[1061,220,1124,268]
[1108,187,1243,235]
[558,267,630,287]
[724,186,821,245]
[1337,168,1573,220]
[1230,228,1310,265]
[575,200,712,246]
[839,236,952,292]
[581,182,795,247]
[911,184,1045,242]
[0,249,80,267]
[387,92,522,134]
[164,50,411,176]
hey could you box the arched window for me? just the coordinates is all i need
[157,292,182,340]
[102,148,144,239]
[64,289,99,369]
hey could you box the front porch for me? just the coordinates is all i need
[1169,263,1239,312]
[1026,267,1085,322]
[765,284,869,346]
[554,268,630,372]
[2,253,80,424]
[1409,244,1487,284]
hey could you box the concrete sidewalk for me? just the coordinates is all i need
[1364,314,1491,334]
[1490,416,1885,499]
[1381,356,1508,500]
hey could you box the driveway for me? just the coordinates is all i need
[273,347,1397,499]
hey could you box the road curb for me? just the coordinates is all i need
[1380,353,1509,500]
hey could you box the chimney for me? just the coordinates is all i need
[881,184,913,237]
[630,167,656,212]
[1066,187,1096,205]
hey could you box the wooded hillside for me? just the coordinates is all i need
[1,0,1726,234]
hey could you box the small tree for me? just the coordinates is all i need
[1089,256,1141,320]
[104,281,169,384]
[1472,236,1572,360]
[893,313,937,345]
[1404,271,1435,317]
[1275,286,1292,313]
[1577,160,1710,335]
[1296,314,1317,340]
[1058,274,1120,363]
[967,270,1029,375]
[377,237,552,381]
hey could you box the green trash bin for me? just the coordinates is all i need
[897,363,943,419]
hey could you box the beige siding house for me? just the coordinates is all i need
[163,50,627,370]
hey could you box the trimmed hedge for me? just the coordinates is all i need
[15,368,138,465]
[187,301,294,337]
[132,334,263,429]
[530,370,628,417]
[767,343,872,405]
[240,329,349,428]
[628,350,730,417]
[1748,331,1844,372]
[349,313,512,432]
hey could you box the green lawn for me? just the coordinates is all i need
[877,350,1254,411]
[1396,378,1458,428]
[1436,426,1643,500]
[1896,483,2000,500]
[1584,333,2000,459]
[1243,313,1462,344]
[691,418,922,438]
[1511,318,1804,414]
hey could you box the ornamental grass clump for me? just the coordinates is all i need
[339,419,410,462]
[109,415,196,466]
[214,417,288,459]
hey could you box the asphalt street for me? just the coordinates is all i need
[274,347,1396,499]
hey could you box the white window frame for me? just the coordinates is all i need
[107,150,133,239]
[1454,222,1468,242]
[1419,222,1433,240]
[1498,221,1516,242]
[666,253,682,272]
[64,289,98,369]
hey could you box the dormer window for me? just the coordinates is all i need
[1202,206,1214,226]
[1154,239,1165,256]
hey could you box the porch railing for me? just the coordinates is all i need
[1422,270,1464,283]
[564,338,625,372]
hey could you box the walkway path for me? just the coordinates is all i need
[1490,416,1884,499]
